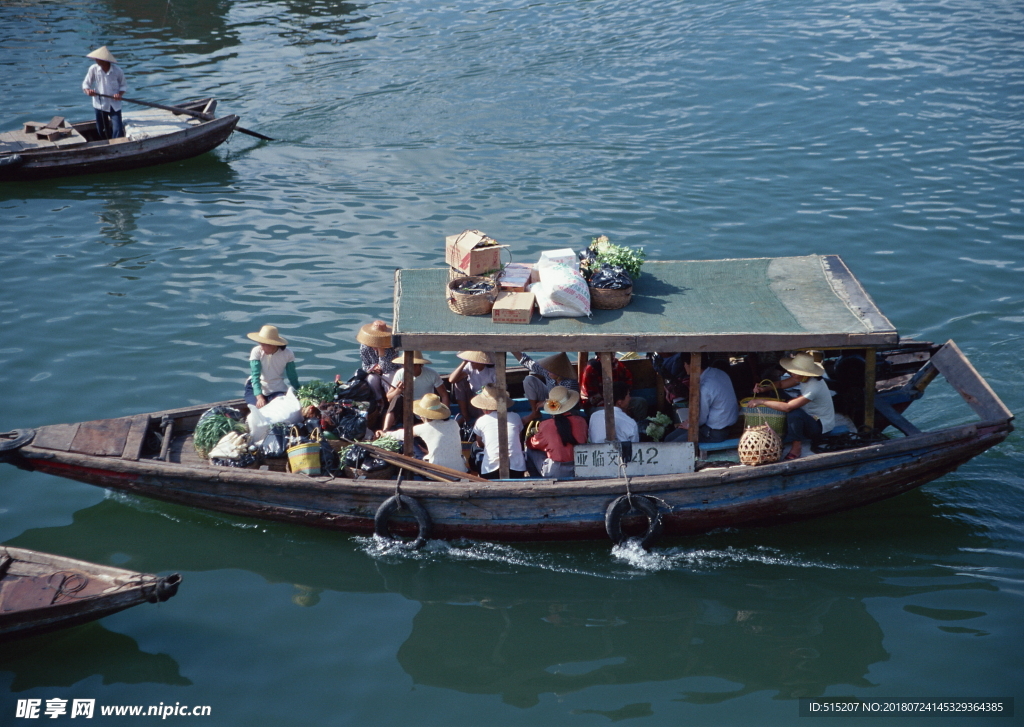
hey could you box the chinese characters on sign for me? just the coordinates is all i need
[573,442,694,479]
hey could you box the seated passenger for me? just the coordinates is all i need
[471,384,526,479]
[244,324,300,408]
[382,352,448,430]
[511,351,579,427]
[580,355,648,422]
[746,352,835,459]
[410,393,467,473]
[665,354,740,443]
[448,351,496,426]
[355,320,400,403]
[526,386,588,479]
[588,380,640,443]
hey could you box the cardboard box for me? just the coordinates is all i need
[538,248,579,271]
[446,230,503,277]
[498,263,534,292]
[492,292,535,325]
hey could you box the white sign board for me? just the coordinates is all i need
[573,441,695,479]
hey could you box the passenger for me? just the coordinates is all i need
[664,353,740,443]
[355,320,400,403]
[511,351,579,427]
[580,355,648,422]
[471,384,526,479]
[746,352,835,459]
[587,380,640,443]
[650,351,688,405]
[448,351,496,426]
[410,393,467,473]
[244,325,300,409]
[526,386,588,479]
[382,352,448,430]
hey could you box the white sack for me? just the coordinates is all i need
[246,387,302,443]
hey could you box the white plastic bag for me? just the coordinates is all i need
[247,387,302,443]
[533,262,591,317]
[208,431,248,460]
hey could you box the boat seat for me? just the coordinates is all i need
[698,425,850,456]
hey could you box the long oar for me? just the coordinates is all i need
[96,94,274,141]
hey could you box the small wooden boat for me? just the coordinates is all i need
[0,256,1013,547]
[0,99,238,181]
[0,546,181,640]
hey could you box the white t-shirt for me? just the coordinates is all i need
[249,345,295,395]
[796,377,835,433]
[466,365,497,392]
[391,366,443,400]
[588,407,640,443]
[82,64,127,112]
[472,411,526,474]
[414,419,467,472]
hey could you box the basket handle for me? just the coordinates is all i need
[755,379,781,401]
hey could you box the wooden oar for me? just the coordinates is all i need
[96,94,274,141]
[340,437,487,483]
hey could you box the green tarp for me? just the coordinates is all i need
[393,256,897,352]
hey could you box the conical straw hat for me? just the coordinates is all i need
[470,384,508,411]
[86,46,116,63]
[537,352,574,381]
[457,351,492,365]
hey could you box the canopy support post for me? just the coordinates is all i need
[494,352,510,478]
[864,348,876,432]
[402,350,414,456]
[600,351,616,442]
[687,352,701,444]
[577,352,588,382]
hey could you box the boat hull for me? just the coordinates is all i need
[0,115,238,181]
[11,419,1010,542]
[0,547,181,640]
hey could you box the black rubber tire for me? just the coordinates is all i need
[605,494,663,550]
[0,429,35,452]
[374,494,432,550]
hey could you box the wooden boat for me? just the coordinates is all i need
[0,99,238,181]
[0,546,181,640]
[0,255,1013,546]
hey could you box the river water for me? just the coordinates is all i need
[1,0,1022,724]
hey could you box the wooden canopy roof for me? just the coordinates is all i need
[392,255,898,353]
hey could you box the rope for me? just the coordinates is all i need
[47,571,89,604]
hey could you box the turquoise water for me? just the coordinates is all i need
[1,0,1022,724]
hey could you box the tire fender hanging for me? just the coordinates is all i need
[0,429,35,452]
[605,494,662,550]
[374,494,432,550]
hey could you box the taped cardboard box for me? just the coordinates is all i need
[445,230,504,277]
[492,292,535,325]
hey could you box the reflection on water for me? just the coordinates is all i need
[0,621,189,692]
[5,494,996,706]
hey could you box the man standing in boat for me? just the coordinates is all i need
[82,46,127,140]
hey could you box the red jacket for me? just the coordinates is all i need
[580,359,632,406]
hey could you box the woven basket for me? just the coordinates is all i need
[738,424,782,466]
[589,284,632,310]
[447,276,498,316]
[739,380,786,436]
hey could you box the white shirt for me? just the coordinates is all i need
[588,407,640,443]
[82,64,127,112]
[472,411,526,474]
[697,367,740,430]
[392,366,443,400]
[414,419,467,472]
[466,365,497,392]
[796,377,835,433]
[248,345,295,395]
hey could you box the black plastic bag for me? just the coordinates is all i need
[335,413,367,441]
[335,369,375,403]
[320,438,339,473]
[259,428,287,458]
[588,265,632,290]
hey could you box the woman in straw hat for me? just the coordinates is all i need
[356,320,400,402]
[381,352,448,431]
[470,384,526,479]
[510,350,579,428]
[408,393,467,473]
[448,351,496,427]
[244,325,300,408]
[525,386,587,479]
[746,351,835,460]
[82,46,127,140]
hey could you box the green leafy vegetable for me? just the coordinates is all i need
[194,414,247,458]
[297,379,336,407]
[584,235,646,280]
[644,411,674,442]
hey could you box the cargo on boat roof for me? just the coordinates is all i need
[392,254,898,352]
